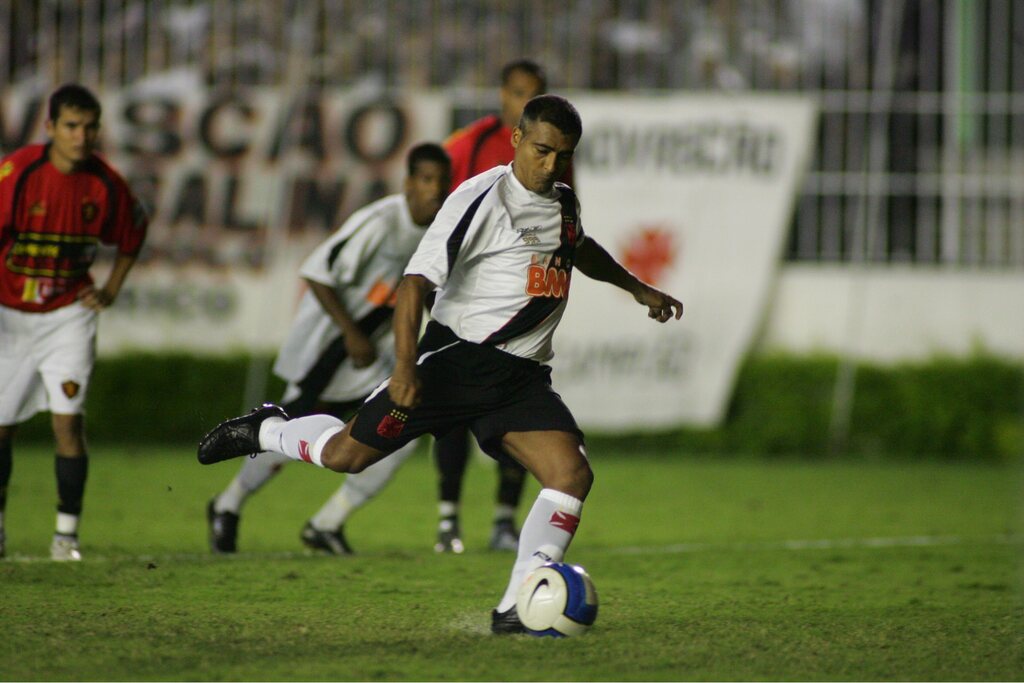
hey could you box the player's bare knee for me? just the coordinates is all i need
[318,436,352,472]
[570,460,594,499]
[547,459,593,500]
[319,435,377,474]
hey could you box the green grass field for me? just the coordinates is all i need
[1,444,1021,681]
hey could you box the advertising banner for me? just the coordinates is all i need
[557,94,816,428]
[2,86,814,428]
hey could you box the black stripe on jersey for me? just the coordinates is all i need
[482,186,579,347]
[7,146,49,232]
[325,237,350,271]
[325,208,382,271]
[294,305,396,402]
[446,180,499,278]
[81,156,120,237]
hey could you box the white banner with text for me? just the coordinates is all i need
[554,94,816,428]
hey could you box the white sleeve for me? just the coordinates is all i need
[404,184,492,288]
[299,208,383,287]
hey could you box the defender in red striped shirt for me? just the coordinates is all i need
[0,84,148,561]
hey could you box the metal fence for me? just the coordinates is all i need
[3,0,1022,266]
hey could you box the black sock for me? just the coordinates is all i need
[496,455,526,510]
[55,454,89,516]
[435,427,470,504]
[0,442,11,512]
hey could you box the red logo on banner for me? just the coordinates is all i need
[298,440,312,463]
[621,226,677,287]
[549,510,580,535]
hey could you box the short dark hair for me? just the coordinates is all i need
[48,83,102,122]
[407,142,451,176]
[519,95,582,142]
[501,59,547,93]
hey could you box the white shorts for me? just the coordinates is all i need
[0,302,98,425]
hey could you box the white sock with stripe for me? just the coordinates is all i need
[258,415,344,468]
[496,488,583,612]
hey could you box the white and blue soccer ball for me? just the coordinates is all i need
[516,562,598,637]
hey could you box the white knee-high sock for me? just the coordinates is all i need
[258,415,344,467]
[215,450,291,514]
[309,439,419,530]
[496,488,583,612]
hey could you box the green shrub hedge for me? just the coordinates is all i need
[13,353,1023,461]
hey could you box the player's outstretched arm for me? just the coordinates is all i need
[574,237,683,323]
[388,274,436,408]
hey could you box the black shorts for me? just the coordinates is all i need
[349,322,584,454]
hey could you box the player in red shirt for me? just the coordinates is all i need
[434,59,573,554]
[0,84,148,561]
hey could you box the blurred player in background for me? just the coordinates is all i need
[434,58,574,554]
[197,95,682,633]
[0,84,148,561]
[205,143,451,555]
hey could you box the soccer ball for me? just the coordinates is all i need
[516,562,598,637]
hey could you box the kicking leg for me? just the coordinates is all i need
[490,430,593,633]
[197,405,388,473]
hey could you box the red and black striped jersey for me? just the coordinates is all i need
[0,144,147,312]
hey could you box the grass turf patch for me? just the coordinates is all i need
[1,445,1021,680]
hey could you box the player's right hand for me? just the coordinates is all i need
[345,333,377,368]
[388,364,422,408]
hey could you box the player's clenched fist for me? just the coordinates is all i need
[387,364,422,409]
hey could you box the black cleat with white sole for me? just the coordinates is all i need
[491,605,528,635]
[197,404,288,465]
[300,522,354,555]
[206,498,239,553]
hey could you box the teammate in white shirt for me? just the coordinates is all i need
[197,95,682,633]
[205,142,451,555]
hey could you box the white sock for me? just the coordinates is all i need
[56,512,80,536]
[215,451,291,514]
[259,415,344,467]
[309,440,418,530]
[496,488,583,612]
[438,500,459,519]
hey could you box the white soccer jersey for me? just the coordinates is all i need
[404,164,585,363]
[274,193,427,401]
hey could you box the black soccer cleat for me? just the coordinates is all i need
[197,404,288,465]
[206,498,239,554]
[300,521,354,556]
[491,605,528,635]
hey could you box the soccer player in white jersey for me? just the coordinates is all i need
[205,142,451,555]
[197,95,683,633]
